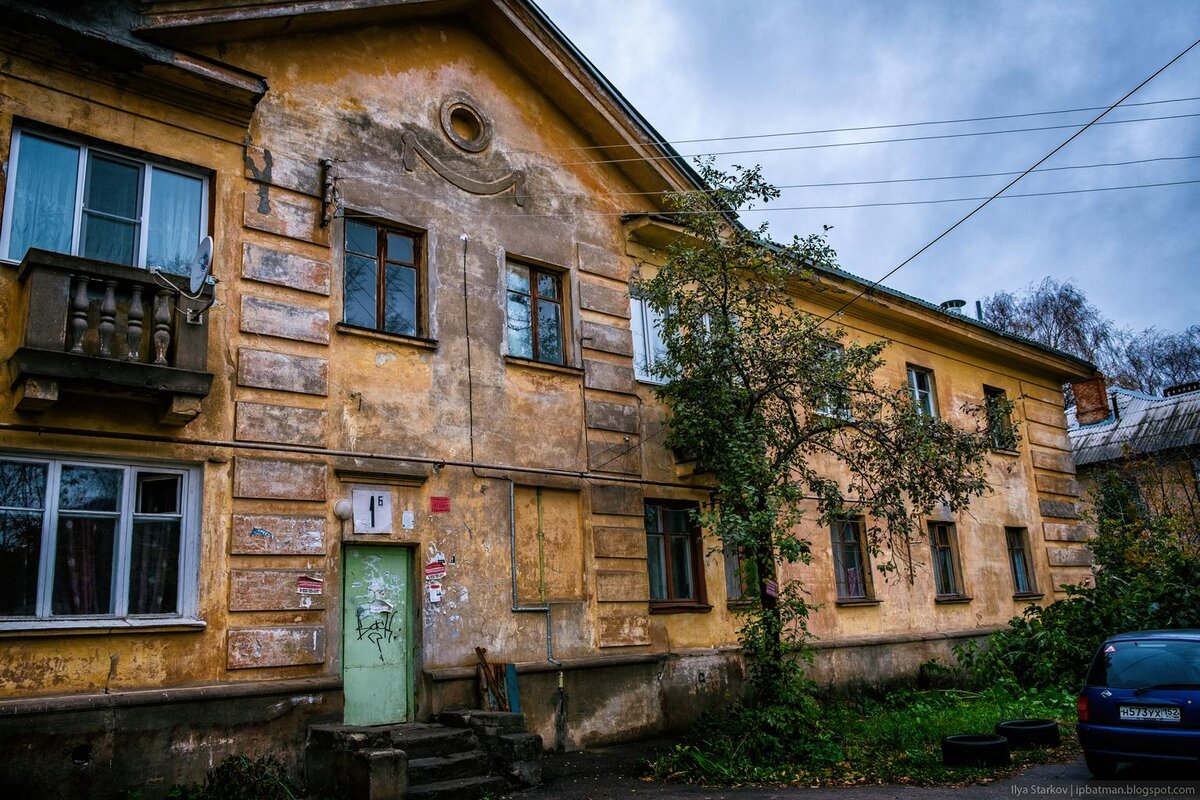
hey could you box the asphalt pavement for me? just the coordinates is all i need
[510,738,1200,800]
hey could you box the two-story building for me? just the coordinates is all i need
[0,0,1097,795]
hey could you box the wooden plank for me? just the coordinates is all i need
[230,569,327,611]
[593,526,647,559]
[588,440,641,475]
[244,145,323,197]
[1043,522,1093,542]
[1046,546,1092,567]
[591,484,644,517]
[236,401,326,447]
[598,615,651,647]
[242,189,330,247]
[1023,399,1067,428]
[1030,449,1075,474]
[231,513,326,555]
[242,242,330,296]
[227,626,326,669]
[234,457,327,501]
[586,400,639,434]
[577,241,629,282]
[583,358,634,394]
[579,281,630,319]
[596,570,649,602]
[238,348,328,396]
[240,295,330,344]
[1035,473,1079,498]
[1039,498,1080,519]
[581,320,633,358]
[1021,381,1066,406]
[1027,422,1070,450]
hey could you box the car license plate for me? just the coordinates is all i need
[1119,705,1181,722]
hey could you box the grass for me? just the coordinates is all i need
[648,684,1080,787]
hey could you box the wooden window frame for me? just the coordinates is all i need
[984,385,1018,451]
[929,521,966,599]
[907,365,938,418]
[1005,526,1039,596]
[645,499,709,612]
[506,259,566,365]
[831,517,875,601]
[342,216,424,339]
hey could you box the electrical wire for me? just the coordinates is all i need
[338,109,1200,175]
[507,94,1200,153]
[334,152,1200,203]
[333,175,1200,220]
[814,35,1200,326]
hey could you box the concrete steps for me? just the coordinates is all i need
[306,712,542,799]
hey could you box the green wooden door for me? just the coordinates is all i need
[343,546,412,726]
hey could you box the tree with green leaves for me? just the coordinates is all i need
[634,162,1003,699]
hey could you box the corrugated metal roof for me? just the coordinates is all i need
[1068,386,1200,466]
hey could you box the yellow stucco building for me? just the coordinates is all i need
[0,0,1096,795]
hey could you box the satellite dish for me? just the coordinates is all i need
[188,236,214,295]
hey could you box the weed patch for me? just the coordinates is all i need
[648,685,1077,786]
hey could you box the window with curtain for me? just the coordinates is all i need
[831,517,874,601]
[929,521,965,598]
[907,366,938,417]
[1006,527,1037,595]
[0,455,198,627]
[1,128,207,273]
[645,500,708,610]
[630,295,668,383]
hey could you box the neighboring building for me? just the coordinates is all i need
[0,1,1097,795]
[1069,379,1200,521]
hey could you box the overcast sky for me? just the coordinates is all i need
[537,0,1200,333]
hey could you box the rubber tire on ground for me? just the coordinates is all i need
[1084,751,1119,779]
[941,734,1011,767]
[995,718,1061,748]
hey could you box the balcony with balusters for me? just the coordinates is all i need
[7,248,213,425]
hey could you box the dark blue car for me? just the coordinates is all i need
[1077,630,1200,778]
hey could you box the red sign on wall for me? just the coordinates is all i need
[430,496,451,513]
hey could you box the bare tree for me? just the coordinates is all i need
[981,279,1200,397]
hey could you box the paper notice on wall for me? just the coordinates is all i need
[430,496,451,513]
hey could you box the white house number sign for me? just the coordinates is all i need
[352,489,393,534]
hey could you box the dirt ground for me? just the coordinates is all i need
[509,738,1200,800]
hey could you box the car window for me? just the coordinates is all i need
[1087,639,1200,688]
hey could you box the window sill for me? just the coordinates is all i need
[503,355,584,378]
[835,597,881,607]
[336,323,437,350]
[650,601,713,615]
[934,595,973,605]
[0,617,207,637]
[1012,591,1044,601]
[989,447,1021,457]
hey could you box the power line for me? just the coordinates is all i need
[337,152,1200,204]
[336,176,1200,221]
[340,109,1200,175]
[815,36,1200,327]
[510,95,1200,153]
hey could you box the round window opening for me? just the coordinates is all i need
[440,97,492,153]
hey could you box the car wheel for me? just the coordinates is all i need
[1084,751,1119,779]
[941,734,1011,767]
[995,718,1061,748]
